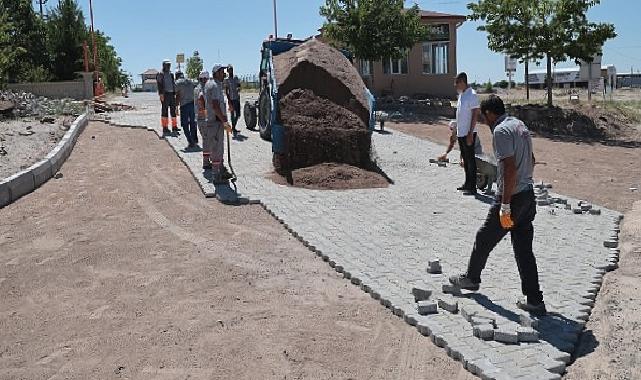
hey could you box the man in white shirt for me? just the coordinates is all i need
[455,72,481,195]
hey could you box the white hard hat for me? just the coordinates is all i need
[199,70,210,79]
[162,59,171,64]
[212,63,225,74]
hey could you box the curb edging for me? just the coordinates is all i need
[0,112,89,209]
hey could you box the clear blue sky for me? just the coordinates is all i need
[61,0,641,84]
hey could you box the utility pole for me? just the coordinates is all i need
[36,0,48,17]
[273,0,278,38]
[89,0,98,75]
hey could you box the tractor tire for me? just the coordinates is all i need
[258,89,272,141]
[476,174,488,190]
[244,101,257,130]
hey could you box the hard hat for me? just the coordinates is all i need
[199,70,210,79]
[162,59,171,64]
[212,63,225,74]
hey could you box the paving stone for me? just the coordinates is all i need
[519,314,540,328]
[517,326,539,342]
[0,179,10,208]
[411,287,432,302]
[604,240,619,248]
[589,208,602,215]
[6,170,35,201]
[473,324,494,341]
[427,259,442,274]
[417,300,438,315]
[437,296,458,314]
[493,327,519,344]
[442,283,463,296]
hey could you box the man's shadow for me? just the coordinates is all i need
[469,293,599,360]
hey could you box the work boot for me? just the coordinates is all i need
[449,274,480,291]
[162,128,170,137]
[457,184,468,191]
[463,189,477,196]
[517,299,547,316]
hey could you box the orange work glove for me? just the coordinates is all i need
[499,203,514,230]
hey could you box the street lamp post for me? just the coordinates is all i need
[273,0,278,38]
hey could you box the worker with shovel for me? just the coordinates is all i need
[204,64,234,183]
[449,95,546,316]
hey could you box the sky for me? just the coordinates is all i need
[59,0,641,85]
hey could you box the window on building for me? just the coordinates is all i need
[423,42,449,75]
[383,55,408,75]
[359,60,372,76]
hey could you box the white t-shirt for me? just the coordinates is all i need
[456,87,480,137]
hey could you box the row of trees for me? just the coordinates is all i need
[319,0,616,107]
[0,0,128,91]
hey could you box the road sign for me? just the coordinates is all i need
[505,56,517,72]
[176,53,185,64]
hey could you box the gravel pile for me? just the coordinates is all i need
[0,90,85,118]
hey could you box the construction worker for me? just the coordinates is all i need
[438,120,483,165]
[195,71,211,168]
[156,59,178,135]
[224,64,242,135]
[454,72,481,196]
[204,64,233,182]
[175,71,198,149]
[449,95,546,316]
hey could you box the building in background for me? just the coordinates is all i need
[140,69,159,92]
[354,10,466,99]
[528,64,617,91]
[617,72,641,88]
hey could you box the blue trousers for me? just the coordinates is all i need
[180,102,198,145]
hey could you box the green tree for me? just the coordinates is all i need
[185,51,203,80]
[320,0,426,90]
[469,0,616,107]
[0,0,50,82]
[47,0,87,81]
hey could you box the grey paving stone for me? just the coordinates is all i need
[437,296,459,314]
[411,286,432,302]
[417,300,438,315]
[0,179,10,208]
[473,324,494,341]
[493,327,519,344]
[517,326,539,342]
[6,170,35,201]
[427,259,442,274]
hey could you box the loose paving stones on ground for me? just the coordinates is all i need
[108,93,622,379]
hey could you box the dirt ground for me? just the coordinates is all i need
[271,163,389,191]
[389,120,641,379]
[0,117,71,179]
[0,122,474,380]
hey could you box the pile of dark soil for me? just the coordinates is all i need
[280,89,371,170]
[274,39,370,126]
[278,163,389,190]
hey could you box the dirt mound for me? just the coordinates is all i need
[274,38,370,127]
[281,163,389,190]
[280,89,371,171]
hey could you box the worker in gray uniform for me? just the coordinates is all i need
[224,64,242,135]
[449,95,546,316]
[195,71,211,169]
[175,71,198,148]
[204,64,233,182]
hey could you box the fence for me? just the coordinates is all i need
[6,72,94,100]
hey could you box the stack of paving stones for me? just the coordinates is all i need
[107,94,625,380]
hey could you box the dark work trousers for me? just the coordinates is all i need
[230,99,241,129]
[458,134,477,190]
[180,102,198,145]
[465,188,544,305]
[161,92,177,118]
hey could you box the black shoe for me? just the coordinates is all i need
[457,185,469,191]
[517,299,547,316]
[162,128,170,136]
[463,189,477,196]
[449,274,480,291]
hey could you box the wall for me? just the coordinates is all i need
[7,72,94,100]
[361,19,459,99]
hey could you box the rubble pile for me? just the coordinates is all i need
[0,90,85,118]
